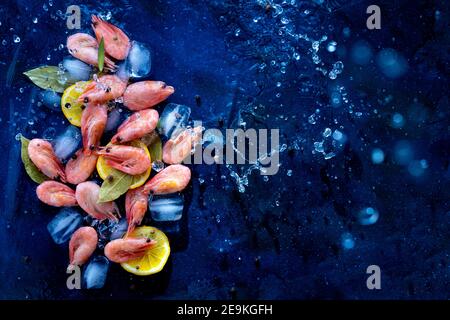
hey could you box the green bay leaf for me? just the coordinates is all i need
[148,135,162,162]
[20,135,48,184]
[98,168,133,202]
[98,37,105,72]
[23,66,74,93]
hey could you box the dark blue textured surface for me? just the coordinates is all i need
[0,0,449,299]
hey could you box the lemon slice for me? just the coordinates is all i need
[121,226,171,276]
[96,140,151,189]
[61,81,91,127]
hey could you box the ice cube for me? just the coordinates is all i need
[126,41,151,78]
[47,208,83,244]
[52,126,81,161]
[62,57,92,81]
[109,218,128,240]
[149,193,184,221]
[83,256,109,289]
[105,107,126,133]
[158,103,191,139]
[38,90,61,111]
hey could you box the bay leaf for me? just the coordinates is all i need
[98,168,133,202]
[148,135,162,162]
[20,135,49,184]
[98,37,105,72]
[23,66,74,93]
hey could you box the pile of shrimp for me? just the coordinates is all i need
[24,16,200,270]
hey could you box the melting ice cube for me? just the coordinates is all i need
[47,208,83,244]
[149,193,184,221]
[109,219,128,240]
[158,103,191,139]
[126,41,151,78]
[105,107,126,133]
[52,126,81,161]
[38,90,61,111]
[62,57,92,81]
[83,256,109,289]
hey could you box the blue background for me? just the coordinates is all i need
[0,0,449,299]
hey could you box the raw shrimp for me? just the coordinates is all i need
[75,181,120,222]
[36,181,77,207]
[143,164,191,195]
[68,226,98,269]
[162,126,203,164]
[123,81,174,111]
[67,33,116,70]
[111,109,159,144]
[104,237,156,263]
[125,186,149,236]
[28,139,66,182]
[78,75,127,105]
[81,103,107,155]
[91,15,130,60]
[95,145,151,175]
[65,149,98,184]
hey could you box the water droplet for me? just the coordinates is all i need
[327,41,337,52]
[371,148,385,164]
[324,152,336,160]
[314,141,324,153]
[286,169,293,176]
[308,114,317,124]
[33,17,38,24]
[341,233,355,249]
[13,35,20,43]
[358,207,379,225]
[15,133,22,141]
[2,39,7,46]
[280,17,290,25]
[234,28,241,37]
[312,41,320,52]
[323,128,332,138]
[392,113,404,128]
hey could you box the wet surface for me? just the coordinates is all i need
[0,0,449,299]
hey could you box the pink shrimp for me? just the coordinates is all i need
[66,33,116,70]
[104,237,156,263]
[95,145,151,175]
[68,226,98,270]
[111,109,159,144]
[65,149,99,184]
[162,126,203,164]
[78,75,127,105]
[75,181,120,222]
[36,181,77,207]
[123,81,174,111]
[81,103,107,155]
[91,15,130,60]
[28,139,66,182]
[125,186,149,236]
[143,164,191,195]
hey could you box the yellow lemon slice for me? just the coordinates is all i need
[121,226,171,276]
[61,81,91,127]
[96,140,151,189]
